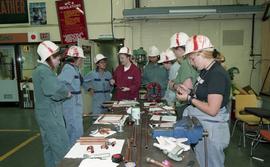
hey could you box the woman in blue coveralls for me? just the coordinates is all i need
[83,54,114,116]
[176,35,231,167]
[32,41,71,167]
[58,46,85,146]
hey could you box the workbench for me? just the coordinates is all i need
[58,102,199,167]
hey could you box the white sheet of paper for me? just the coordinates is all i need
[163,106,174,110]
[79,159,118,167]
[101,116,122,122]
[149,107,162,112]
[150,115,160,121]
[161,116,177,122]
[160,122,175,128]
[144,102,156,106]
[65,139,125,158]
[118,100,139,105]
[94,115,128,125]
[89,130,116,138]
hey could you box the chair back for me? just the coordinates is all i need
[235,95,257,118]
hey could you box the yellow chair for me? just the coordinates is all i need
[231,95,270,147]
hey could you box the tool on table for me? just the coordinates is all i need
[146,157,171,167]
[111,154,123,163]
[125,162,136,167]
[77,137,107,145]
[124,139,132,163]
[83,153,111,160]
[86,145,94,153]
[145,114,149,149]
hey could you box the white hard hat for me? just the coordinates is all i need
[184,35,214,55]
[158,49,176,63]
[67,46,85,58]
[37,41,59,63]
[170,32,189,48]
[94,54,107,64]
[118,47,131,55]
[148,46,160,57]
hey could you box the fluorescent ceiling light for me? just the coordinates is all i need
[169,9,216,14]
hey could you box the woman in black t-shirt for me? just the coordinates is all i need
[176,35,231,167]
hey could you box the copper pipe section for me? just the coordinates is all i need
[125,139,132,163]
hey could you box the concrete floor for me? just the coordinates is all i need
[0,107,269,167]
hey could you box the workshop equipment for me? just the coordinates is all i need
[152,116,203,144]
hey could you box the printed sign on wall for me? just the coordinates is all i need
[0,0,28,24]
[56,0,88,44]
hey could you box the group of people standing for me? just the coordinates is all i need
[33,31,231,167]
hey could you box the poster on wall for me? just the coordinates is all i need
[0,0,28,24]
[29,2,47,25]
[56,0,89,44]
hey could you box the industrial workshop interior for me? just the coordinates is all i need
[1,0,270,167]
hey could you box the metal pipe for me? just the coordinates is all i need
[250,0,256,57]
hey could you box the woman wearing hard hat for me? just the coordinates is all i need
[142,46,168,97]
[176,35,231,167]
[58,46,85,146]
[83,54,114,115]
[158,49,177,105]
[113,46,141,100]
[168,32,198,120]
[32,41,71,167]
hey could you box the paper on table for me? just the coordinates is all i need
[150,115,160,121]
[162,106,174,110]
[161,116,177,122]
[65,139,125,158]
[101,116,122,122]
[149,107,163,112]
[118,100,139,105]
[159,122,175,128]
[144,102,156,107]
[94,115,128,125]
[150,115,176,122]
[79,159,118,167]
[89,130,116,138]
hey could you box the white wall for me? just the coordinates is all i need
[0,0,266,92]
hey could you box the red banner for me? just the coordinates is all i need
[56,0,88,44]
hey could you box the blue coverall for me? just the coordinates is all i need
[83,69,113,115]
[183,106,230,167]
[58,63,84,146]
[32,63,70,167]
[163,61,180,105]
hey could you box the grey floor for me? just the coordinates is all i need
[0,108,269,167]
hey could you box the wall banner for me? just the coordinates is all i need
[56,0,89,44]
[0,0,28,24]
